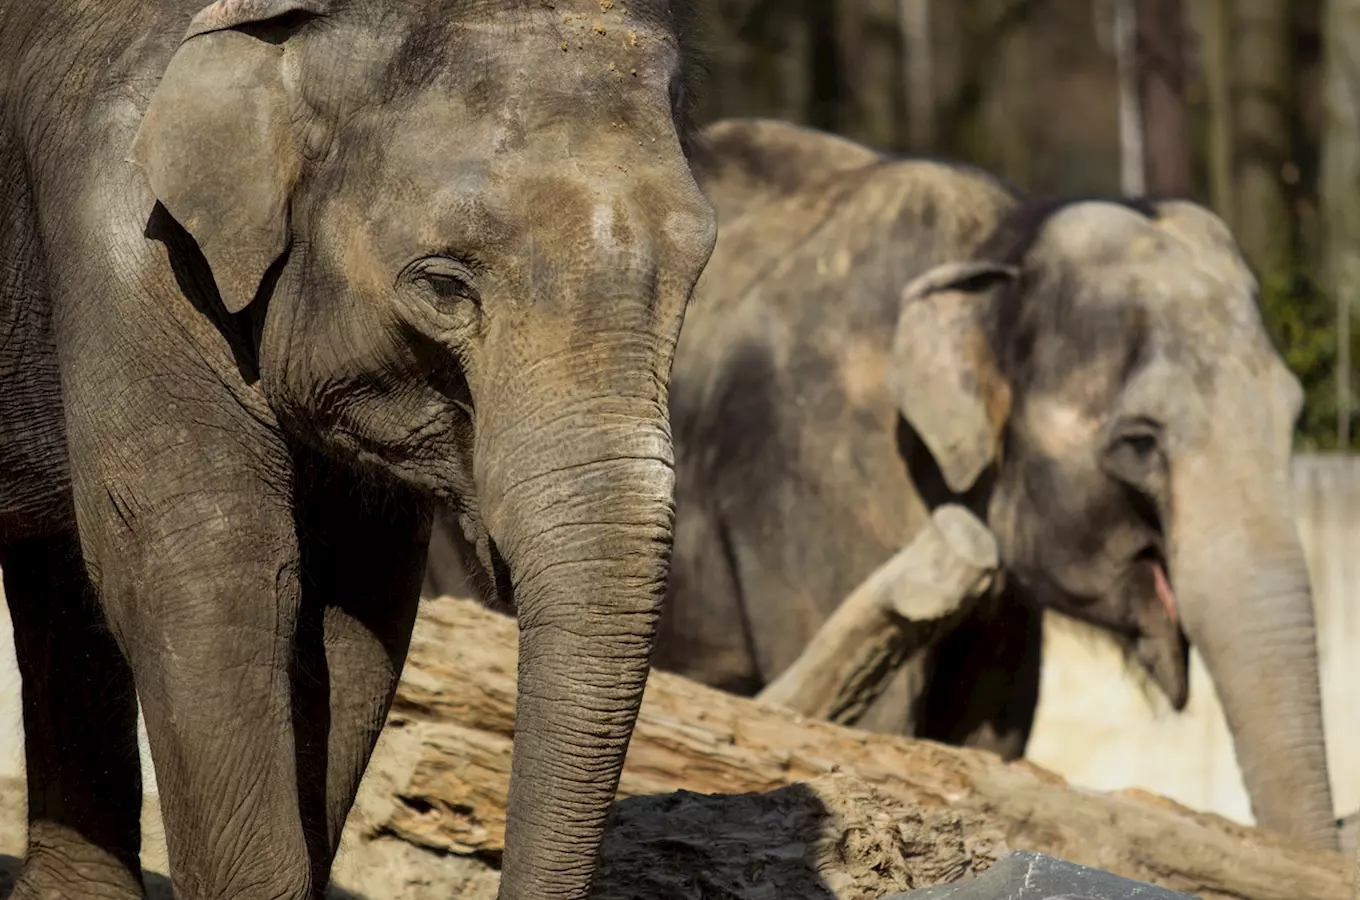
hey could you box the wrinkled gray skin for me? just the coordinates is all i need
[654,118,1337,851]
[0,2,715,899]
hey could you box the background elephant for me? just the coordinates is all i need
[0,2,713,899]
[650,117,1337,852]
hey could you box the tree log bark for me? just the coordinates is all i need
[756,504,998,725]
[351,593,1352,900]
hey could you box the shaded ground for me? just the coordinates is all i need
[0,768,1009,900]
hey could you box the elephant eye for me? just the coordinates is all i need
[1102,417,1165,491]
[1106,417,1161,454]
[1118,431,1158,457]
[422,272,477,305]
[401,256,482,312]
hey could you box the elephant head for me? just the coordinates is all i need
[889,197,1336,850]
[129,1,716,896]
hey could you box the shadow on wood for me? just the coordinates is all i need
[358,593,1352,900]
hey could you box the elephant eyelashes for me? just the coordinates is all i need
[425,273,478,306]
[401,256,482,313]
[1116,431,1157,457]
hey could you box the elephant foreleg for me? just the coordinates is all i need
[915,589,1043,760]
[291,461,429,886]
[3,531,144,900]
[78,477,313,900]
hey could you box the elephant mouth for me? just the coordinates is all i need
[1135,545,1178,624]
[1130,545,1190,710]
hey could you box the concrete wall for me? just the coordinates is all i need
[0,452,1357,821]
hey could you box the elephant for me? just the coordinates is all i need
[650,117,1338,851]
[0,2,715,899]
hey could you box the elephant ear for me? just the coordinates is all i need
[129,0,327,314]
[889,260,1018,494]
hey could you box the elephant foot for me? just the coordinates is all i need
[8,866,146,900]
[6,834,146,900]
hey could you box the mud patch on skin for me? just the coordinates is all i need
[1022,397,1100,460]
[837,343,889,409]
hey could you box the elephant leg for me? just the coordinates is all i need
[653,501,762,695]
[291,462,430,887]
[3,531,144,900]
[914,590,1043,760]
[78,480,312,900]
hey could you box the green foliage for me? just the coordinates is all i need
[1258,270,1357,450]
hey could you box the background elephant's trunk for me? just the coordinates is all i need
[1171,457,1337,851]
[477,378,676,900]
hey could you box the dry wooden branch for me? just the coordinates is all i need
[756,504,998,724]
[351,594,1352,900]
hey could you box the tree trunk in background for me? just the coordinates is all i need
[900,0,935,152]
[994,2,1034,186]
[930,0,980,157]
[1231,0,1295,277]
[933,1,1037,172]
[1322,0,1360,447]
[834,0,906,150]
[1201,0,1236,227]
[1135,0,1192,196]
[691,1,815,131]
[1116,0,1147,194]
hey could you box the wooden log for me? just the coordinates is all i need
[351,593,1352,900]
[756,504,998,724]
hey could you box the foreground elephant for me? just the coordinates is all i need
[0,2,714,898]
[653,118,1336,850]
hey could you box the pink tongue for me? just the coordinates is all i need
[1152,561,1178,623]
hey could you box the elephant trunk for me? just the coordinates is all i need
[477,375,675,900]
[1171,461,1336,851]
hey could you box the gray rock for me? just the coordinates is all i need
[883,850,1198,899]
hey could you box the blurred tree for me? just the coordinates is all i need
[900,0,935,151]
[933,0,1040,175]
[1231,0,1296,276]
[1115,0,1145,193]
[834,0,906,148]
[691,1,815,129]
[1134,0,1192,195]
[1321,0,1360,445]
[1199,0,1234,223]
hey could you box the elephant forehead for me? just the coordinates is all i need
[356,5,683,130]
[1031,200,1255,294]
[339,104,642,247]
[1031,201,1162,266]
[1105,257,1264,349]
[1028,214,1263,349]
